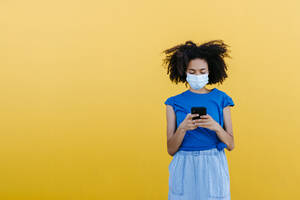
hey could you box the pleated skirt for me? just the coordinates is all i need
[168,147,231,200]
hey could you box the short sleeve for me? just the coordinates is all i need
[164,97,174,108]
[222,93,235,108]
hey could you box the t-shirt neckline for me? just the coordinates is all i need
[186,88,217,95]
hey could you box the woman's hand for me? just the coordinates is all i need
[193,114,221,132]
[179,113,200,131]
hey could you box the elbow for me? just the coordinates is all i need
[228,147,234,151]
[167,145,176,157]
[167,148,175,157]
[227,135,235,151]
[168,152,174,157]
[167,139,175,156]
[227,144,235,151]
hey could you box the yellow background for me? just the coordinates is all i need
[1,0,300,199]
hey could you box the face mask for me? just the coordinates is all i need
[186,73,209,90]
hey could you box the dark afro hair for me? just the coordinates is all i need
[162,39,232,87]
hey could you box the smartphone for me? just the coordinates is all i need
[191,107,207,120]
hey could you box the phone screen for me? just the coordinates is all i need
[191,107,207,120]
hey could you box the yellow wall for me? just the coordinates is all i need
[1,0,300,199]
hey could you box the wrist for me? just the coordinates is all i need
[214,122,222,133]
[178,124,187,132]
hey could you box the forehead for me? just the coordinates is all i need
[187,58,208,70]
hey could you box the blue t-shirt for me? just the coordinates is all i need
[164,88,235,151]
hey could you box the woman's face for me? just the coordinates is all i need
[186,58,209,75]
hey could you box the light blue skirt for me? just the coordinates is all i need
[168,147,231,200]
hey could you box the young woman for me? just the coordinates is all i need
[162,40,235,200]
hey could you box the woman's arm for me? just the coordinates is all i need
[215,106,235,151]
[165,105,187,156]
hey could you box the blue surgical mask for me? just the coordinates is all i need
[186,73,209,90]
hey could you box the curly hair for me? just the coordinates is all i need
[162,40,232,87]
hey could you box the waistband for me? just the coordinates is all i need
[176,147,224,156]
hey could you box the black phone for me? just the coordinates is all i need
[191,107,207,120]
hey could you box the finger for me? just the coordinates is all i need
[200,115,208,118]
[192,124,198,129]
[188,124,197,129]
[196,122,209,126]
[188,114,199,119]
[190,122,197,126]
[193,118,204,122]
[197,119,209,122]
[192,119,198,123]
[189,121,197,126]
[192,119,203,123]
[195,117,209,121]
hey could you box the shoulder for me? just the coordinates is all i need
[215,88,235,108]
[164,90,186,106]
[215,88,232,98]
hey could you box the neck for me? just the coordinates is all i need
[189,87,211,94]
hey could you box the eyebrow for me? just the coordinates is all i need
[189,68,206,70]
